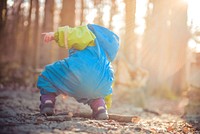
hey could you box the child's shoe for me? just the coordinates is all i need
[89,98,109,120]
[40,94,56,116]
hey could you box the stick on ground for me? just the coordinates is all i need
[58,112,140,123]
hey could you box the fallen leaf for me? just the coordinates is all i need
[150,128,157,133]
[68,112,73,117]
[167,126,174,132]
[131,116,140,123]
[182,126,189,133]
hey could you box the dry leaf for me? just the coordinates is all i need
[131,116,140,123]
[68,112,73,117]
[167,126,174,132]
[150,128,157,133]
[182,127,189,133]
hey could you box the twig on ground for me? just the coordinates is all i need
[58,112,140,123]
[143,108,161,116]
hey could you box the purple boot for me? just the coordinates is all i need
[89,98,108,120]
[40,93,56,116]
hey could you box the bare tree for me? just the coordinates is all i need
[142,0,189,93]
[60,0,75,27]
[0,0,7,30]
[39,0,55,67]
[80,0,85,25]
[124,0,136,65]
[93,0,103,25]
[58,0,75,59]
[0,0,7,61]
[32,0,40,69]
[109,0,117,30]
[21,0,33,66]
[2,0,23,63]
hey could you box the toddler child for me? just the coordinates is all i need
[37,24,119,120]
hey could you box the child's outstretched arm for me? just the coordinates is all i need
[41,26,96,51]
[42,32,55,44]
[54,26,96,50]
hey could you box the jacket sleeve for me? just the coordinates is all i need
[54,25,96,50]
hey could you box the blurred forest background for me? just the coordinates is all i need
[0,0,200,101]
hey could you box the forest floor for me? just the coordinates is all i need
[0,85,200,134]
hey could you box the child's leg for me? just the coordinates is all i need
[88,98,108,120]
[37,74,60,116]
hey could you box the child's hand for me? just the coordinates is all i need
[42,32,55,44]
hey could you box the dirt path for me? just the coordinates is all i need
[0,86,199,134]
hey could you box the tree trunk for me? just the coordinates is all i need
[58,0,75,59]
[109,0,117,30]
[21,0,33,66]
[0,0,7,30]
[168,0,190,92]
[80,0,85,25]
[141,0,189,93]
[32,0,40,69]
[2,0,22,63]
[60,0,75,27]
[39,0,54,67]
[124,0,136,65]
[116,0,136,87]
[93,0,103,26]
[0,0,7,61]
[184,52,200,121]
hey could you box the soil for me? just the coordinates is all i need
[0,86,199,134]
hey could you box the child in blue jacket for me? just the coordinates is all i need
[38,24,119,120]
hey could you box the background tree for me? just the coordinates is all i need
[0,0,7,61]
[1,0,22,63]
[168,0,190,93]
[80,0,85,25]
[93,0,103,26]
[58,0,75,59]
[0,0,7,30]
[39,0,55,67]
[115,0,138,88]
[124,0,136,65]
[32,0,40,69]
[141,0,189,96]
[21,0,33,67]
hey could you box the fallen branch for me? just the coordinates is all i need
[34,114,72,124]
[58,112,140,123]
[34,112,141,123]
[46,115,72,122]
[143,108,161,116]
